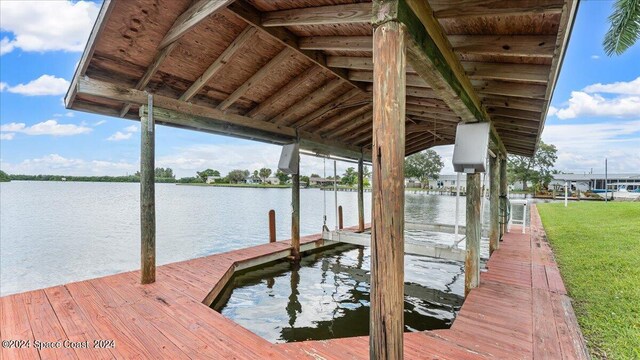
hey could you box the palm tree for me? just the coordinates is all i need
[603,0,640,55]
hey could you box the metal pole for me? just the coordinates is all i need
[334,160,338,230]
[605,158,608,203]
[564,181,568,207]
[455,172,460,241]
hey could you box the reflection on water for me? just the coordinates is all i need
[212,244,464,343]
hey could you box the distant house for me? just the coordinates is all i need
[309,176,337,186]
[549,173,640,192]
[206,176,221,184]
[264,176,280,185]
[405,178,422,188]
[244,176,262,184]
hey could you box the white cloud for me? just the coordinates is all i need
[542,120,640,173]
[0,82,7,91]
[4,75,70,96]
[93,120,107,126]
[0,154,136,176]
[0,1,100,55]
[590,55,600,60]
[550,77,640,119]
[123,125,139,133]
[0,120,91,136]
[547,106,558,117]
[106,131,132,141]
[0,133,15,140]
[583,77,640,95]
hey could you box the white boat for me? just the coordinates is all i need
[611,183,640,200]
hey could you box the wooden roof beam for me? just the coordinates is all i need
[473,80,548,99]
[180,26,257,102]
[76,77,369,161]
[293,88,364,129]
[269,79,345,126]
[262,3,371,27]
[328,56,416,73]
[349,70,432,88]
[430,0,565,18]
[449,35,557,58]
[158,0,235,49]
[300,36,372,51]
[374,0,506,155]
[227,1,366,92]
[246,66,324,120]
[316,104,373,136]
[218,48,295,110]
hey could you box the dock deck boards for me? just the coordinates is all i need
[1,206,588,359]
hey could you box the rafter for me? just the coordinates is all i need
[269,79,344,126]
[246,66,324,120]
[158,0,235,49]
[315,104,373,134]
[430,0,564,18]
[294,88,363,129]
[227,0,365,91]
[449,35,557,58]
[473,80,547,99]
[349,70,432,88]
[462,62,550,84]
[262,3,371,27]
[180,26,257,102]
[118,41,179,117]
[218,48,294,110]
[325,111,373,139]
[299,36,372,51]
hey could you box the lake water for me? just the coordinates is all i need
[0,181,505,296]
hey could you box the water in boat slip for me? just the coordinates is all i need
[0,181,522,297]
[212,244,465,343]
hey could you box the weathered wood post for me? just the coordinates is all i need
[140,96,155,284]
[269,209,276,243]
[489,155,500,255]
[499,156,508,239]
[291,152,301,260]
[465,173,481,296]
[358,156,365,232]
[338,205,344,230]
[370,16,406,360]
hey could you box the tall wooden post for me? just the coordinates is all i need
[269,209,276,243]
[291,153,301,260]
[358,156,365,232]
[499,156,508,239]
[140,97,156,284]
[465,173,481,296]
[489,155,500,255]
[338,205,344,230]
[370,20,406,360]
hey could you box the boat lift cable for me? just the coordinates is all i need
[322,158,329,232]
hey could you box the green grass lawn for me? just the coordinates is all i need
[537,202,640,359]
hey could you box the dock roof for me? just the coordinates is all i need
[65,0,578,160]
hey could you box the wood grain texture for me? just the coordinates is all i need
[465,173,481,296]
[489,155,500,255]
[370,19,406,360]
[158,0,235,49]
[140,107,155,284]
[262,3,371,27]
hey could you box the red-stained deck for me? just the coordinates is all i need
[1,206,588,359]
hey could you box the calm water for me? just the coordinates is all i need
[213,244,464,343]
[0,181,515,296]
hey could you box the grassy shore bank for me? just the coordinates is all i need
[537,202,640,359]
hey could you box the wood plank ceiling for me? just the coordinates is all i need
[67,0,577,158]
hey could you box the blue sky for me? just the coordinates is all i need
[0,0,638,178]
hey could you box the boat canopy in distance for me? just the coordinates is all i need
[65,0,578,160]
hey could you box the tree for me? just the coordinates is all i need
[197,169,220,183]
[154,167,174,179]
[603,0,640,55]
[0,170,10,182]
[362,166,371,178]
[507,141,558,191]
[404,149,444,188]
[259,168,272,182]
[227,169,248,183]
[310,173,320,178]
[341,167,358,186]
[275,169,290,184]
[300,175,310,187]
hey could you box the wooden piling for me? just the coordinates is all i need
[489,155,500,255]
[269,209,276,243]
[465,172,481,296]
[500,156,508,239]
[140,100,155,284]
[370,20,406,360]
[358,156,365,232]
[338,205,344,230]
[291,154,301,260]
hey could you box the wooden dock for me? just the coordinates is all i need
[1,206,588,359]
